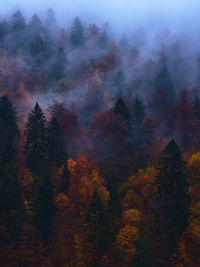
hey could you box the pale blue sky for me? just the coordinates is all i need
[1,0,200,34]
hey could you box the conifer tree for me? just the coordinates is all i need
[131,95,145,130]
[114,71,125,95]
[193,95,200,127]
[45,8,56,28]
[99,29,108,49]
[87,190,113,258]
[52,47,67,80]
[153,140,190,265]
[0,96,24,236]
[131,230,155,267]
[11,10,26,32]
[0,95,18,167]
[0,166,24,236]
[70,17,85,49]
[48,116,67,166]
[154,66,177,104]
[113,97,130,121]
[33,175,56,241]
[0,19,9,41]
[25,102,48,177]
[28,14,42,35]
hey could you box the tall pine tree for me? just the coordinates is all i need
[25,102,48,177]
[33,175,56,242]
[193,95,200,128]
[10,10,26,32]
[131,95,145,131]
[0,95,18,167]
[47,116,67,167]
[70,17,85,49]
[87,191,113,259]
[52,47,67,80]
[154,66,177,105]
[0,96,24,236]
[131,230,155,267]
[153,140,190,266]
[113,97,130,121]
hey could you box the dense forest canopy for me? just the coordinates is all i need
[0,7,200,267]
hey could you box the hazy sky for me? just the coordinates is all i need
[1,0,200,34]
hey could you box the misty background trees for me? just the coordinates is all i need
[0,7,200,267]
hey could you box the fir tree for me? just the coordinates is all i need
[114,71,125,95]
[0,19,9,41]
[25,102,48,177]
[52,47,67,80]
[33,175,56,241]
[153,140,190,265]
[119,34,129,54]
[193,95,200,127]
[99,29,108,49]
[28,14,42,35]
[70,17,85,49]
[87,190,113,258]
[0,166,24,236]
[131,95,145,130]
[45,8,56,28]
[113,97,130,121]
[131,230,155,267]
[0,95,18,167]
[154,66,177,105]
[10,10,26,32]
[0,96,24,236]
[47,116,67,167]
[29,35,46,56]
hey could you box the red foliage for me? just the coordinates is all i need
[49,101,79,141]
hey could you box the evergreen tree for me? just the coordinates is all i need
[0,166,24,236]
[131,95,145,130]
[131,230,155,267]
[0,19,9,41]
[107,180,122,218]
[154,66,177,105]
[29,34,46,56]
[45,8,56,28]
[47,116,67,166]
[25,102,48,177]
[0,95,18,167]
[99,29,108,49]
[28,14,42,35]
[52,47,67,80]
[119,34,129,54]
[70,17,85,49]
[10,10,26,32]
[153,140,190,266]
[193,95,200,127]
[33,175,56,241]
[0,96,24,236]
[114,71,125,95]
[113,97,130,121]
[87,191,113,258]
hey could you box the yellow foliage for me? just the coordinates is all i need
[124,190,142,209]
[97,185,110,208]
[121,168,157,210]
[74,233,94,267]
[18,168,38,217]
[125,209,142,226]
[68,158,77,182]
[188,152,200,175]
[116,224,139,253]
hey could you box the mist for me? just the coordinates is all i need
[2,0,200,34]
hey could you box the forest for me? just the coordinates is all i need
[0,8,200,267]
